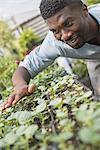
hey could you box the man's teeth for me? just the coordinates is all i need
[68,38,76,44]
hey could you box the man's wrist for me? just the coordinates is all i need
[13,82,28,90]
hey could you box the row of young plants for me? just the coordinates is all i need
[0,57,100,150]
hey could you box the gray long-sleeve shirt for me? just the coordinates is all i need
[19,4,100,78]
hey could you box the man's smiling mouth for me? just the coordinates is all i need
[66,35,78,45]
[64,35,81,48]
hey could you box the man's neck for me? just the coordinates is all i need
[87,14,100,46]
[88,25,100,46]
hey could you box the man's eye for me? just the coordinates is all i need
[55,31,59,34]
[52,30,59,34]
[64,22,73,27]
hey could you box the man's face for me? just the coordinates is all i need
[46,4,89,49]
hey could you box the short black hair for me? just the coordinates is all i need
[40,0,83,20]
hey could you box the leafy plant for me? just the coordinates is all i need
[0,21,16,52]
[0,56,17,103]
[86,0,100,5]
[18,29,40,57]
[0,61,100,150]
[72,59,88,79]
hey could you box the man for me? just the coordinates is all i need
[0,0,100,110]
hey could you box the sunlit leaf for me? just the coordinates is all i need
[24,125,38,138]
[49,98,62,107]
[4,132,18,145]
[8,111,32,124]
[84,91,92,98]
[16,125,27,136]
[0,139,5,148]
[79,127,100,144]
[49,132,73,143]
[36,102,46,113]
[76,110,93,122]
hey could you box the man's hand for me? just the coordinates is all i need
[0,83,36,111]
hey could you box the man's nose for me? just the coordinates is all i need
[61,29,72,42]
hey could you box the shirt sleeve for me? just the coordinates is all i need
[19,31,59,78]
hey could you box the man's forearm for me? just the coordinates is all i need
[12,67,31,87]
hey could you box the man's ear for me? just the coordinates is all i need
[82,4,88,17]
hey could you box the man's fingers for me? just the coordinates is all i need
[4,94,15,109]
[0,102,7,111]
[0,94,15,111]
[28,84,36,94]
[0,84,36,111]
[12,85,36,104]
[12,93,22,105]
